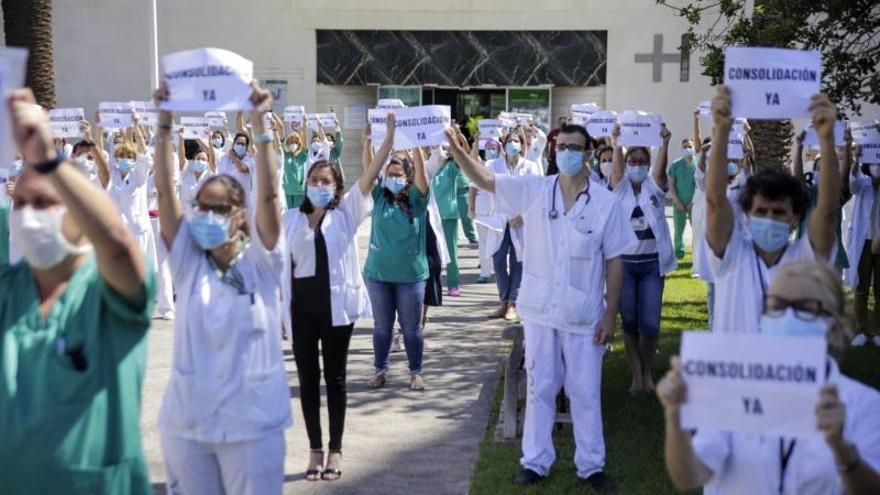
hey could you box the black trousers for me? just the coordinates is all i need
[292,312,353,452]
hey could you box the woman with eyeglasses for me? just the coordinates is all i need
[658,261,880,494]
[152,82,292,494]
[280,116,389,482]
[364,115,431,391]
[609,122,675,393]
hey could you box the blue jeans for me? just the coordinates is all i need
[493,226,522,303]
[619,259,664,338]
[366,278,426,374]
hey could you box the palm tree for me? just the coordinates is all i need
[2,0,56,109]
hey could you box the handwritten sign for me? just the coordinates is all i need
[617,111,662,147]
[392,105,451,151]
[129,100,159,126]
[179,117,211,139]
[586,110,618,138]
[725,47,821,119]
[99,102,133,129]
[679,331,826,438]
[803,120,846,148]
[49,108,84,138]
[478,119,504,150]
[377,98,406,110]
[161,47,254,112]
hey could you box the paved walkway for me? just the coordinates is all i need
[141,222,509,495]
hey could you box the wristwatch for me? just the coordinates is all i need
[34,156,63,175]
[836,443,861,474]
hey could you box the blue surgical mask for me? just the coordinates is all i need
[384,176,407,195]
[306,185,335,207]
[192,160,208,173]
[626,164,649,183]
[116,158,135,173]
[727,162,739,177]
[505,142,521,156]
[682,148,696,159]
[10,160,23,177]
[760,308,829,337]
[485,148,499,160]
[749,216,792,253]
[557,150,585,176]
[212,138,223,149]
[75,156,95,174]
[190,211,231,250]
[311,141,323,154]
[233,143,247,157]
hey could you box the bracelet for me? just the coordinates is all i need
[254,132,273,144]
[34,157,63,175]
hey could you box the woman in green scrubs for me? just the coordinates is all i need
[0,89,155,494]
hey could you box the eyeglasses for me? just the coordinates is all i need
[763,295,833,321]
[194,202,236,215]
[555,143,589,153]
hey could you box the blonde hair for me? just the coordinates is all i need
[114,142,137,159]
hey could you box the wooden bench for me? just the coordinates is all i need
[496,324,571,441]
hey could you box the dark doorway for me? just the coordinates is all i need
[430,88,506,141]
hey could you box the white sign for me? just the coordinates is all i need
[586,110,618,137]
[804,120,846,148]
[317,112,338,129]
[129,100,159,126]
[204,111,227,130]
[698,100,711,117]
[283,105,305,127]
[679,331,826,438]
[498,111,518,129]
[49,108,84,139]
[571,103,600,116]
[0,47,28,167]
[851,119,879,143]
[368,109,389,149]
[392,105,452,151]
[179,117,211,139]
[377,98,406,110]
[161,47,254,112]
[515,113,532,126]
[727,130,745,160]
[99,102,133,129]
[725,47,822,119]
[617,111,662,147]
[478,119,504,150]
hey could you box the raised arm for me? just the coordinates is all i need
[131,112,147,155]
[445,127,495,193]
[654,124,671,189]
[93,111,105,155]
[470,131,481,160]
[840,128,854,199]
[705,86,736,258]
[794,130,806,181]
[412,136,429,195]
[361,124,374,175]
[807,94,841,261]
[152,86,184,247]
[249,82,281,250]
[693,108,703,154]
[177,130,186,171]
[9,88,147,308]
[359,115,394,195]
[610,123,625,189]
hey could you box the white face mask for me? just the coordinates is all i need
[9,206,92,269]
[287,143,299,154]
[599,161,613,178]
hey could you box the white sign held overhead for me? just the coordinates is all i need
[571,103,600,116]
[515,113,531,126]
[478,119,504,150]
[850,120,879,144]
[724,47,822,119]
[617,111,662,147]
[204,111,227,130]
[803,120,846,148]
[99,102,133,129]
[283,105,305,127]
[368,109,390,149]
[377,99,406,110]
[129,101,159,126]
[161,47,254,112]
[679,331,826,439]
[49,108,84,139]
[586,110,618,138]
[179,117,211,139]
[316,112,338,129]
[727,130,745,160]
[856,128,880,164]
[570,112,590,128]
[698,100,711,117]
[392,105,452,151]
[498,111,517,129]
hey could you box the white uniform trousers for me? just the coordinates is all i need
[520,322,606,478]
[476,224,494,278]
[161,431,286,495]
[151,217,174,316]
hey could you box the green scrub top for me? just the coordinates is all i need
[668,156,697,205]
[282,150,308,196]
[329,130,346,183]
[0,203,9,264]
[432,160,462,220]
[0,255,156,494]
[364,183,430,283]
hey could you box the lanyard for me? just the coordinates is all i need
[778,438,797,494]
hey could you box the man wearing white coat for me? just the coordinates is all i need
[446,124,636,492]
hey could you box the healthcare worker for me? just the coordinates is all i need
[609,123,676,393]
[0,88,155,494]
[704,86,840,334]
[282,123,308,208]
[153,81,292,494]
[218,131,256,208]
[364,118,431,392]
[658,261,880,494]
[668,138,697,260]
[281,117,386,482]
[591,144,614,190]
[177,134,216,215]
[524,119,548,171]
[430,143,464,296]
[486,128,543,321]
[446,123,636,492]
[468,134,500,283]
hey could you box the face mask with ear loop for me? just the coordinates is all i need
[9,206,93,269]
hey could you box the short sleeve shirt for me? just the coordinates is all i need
[668,156,697,204]
[431,160,462,220]
[0,256,156,494]
[364,183,430,283]
[282,150,308,196]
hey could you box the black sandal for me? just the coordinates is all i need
[306,449,324,481]
[322,451,343,481]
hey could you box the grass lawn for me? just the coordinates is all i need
[469,253,880,494]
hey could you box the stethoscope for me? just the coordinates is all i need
[548,176,591,220]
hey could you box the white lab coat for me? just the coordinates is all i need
[484,156,543,259]
[526,127,547,172]
[107,153,157,271]
[218,152,256,207]
[693,360,880,495]
[844,169,878,288]
[281,187,373,340]
[425,152,451,268]
[614,175,677,276]
[179,162,214,215]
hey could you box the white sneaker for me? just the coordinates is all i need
[872,335,880,347]
[391,334,403,353]
[851,333,869,347]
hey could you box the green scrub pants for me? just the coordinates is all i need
[673,208,691,260]
[442,218,460,289]
[457,187,476,243]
